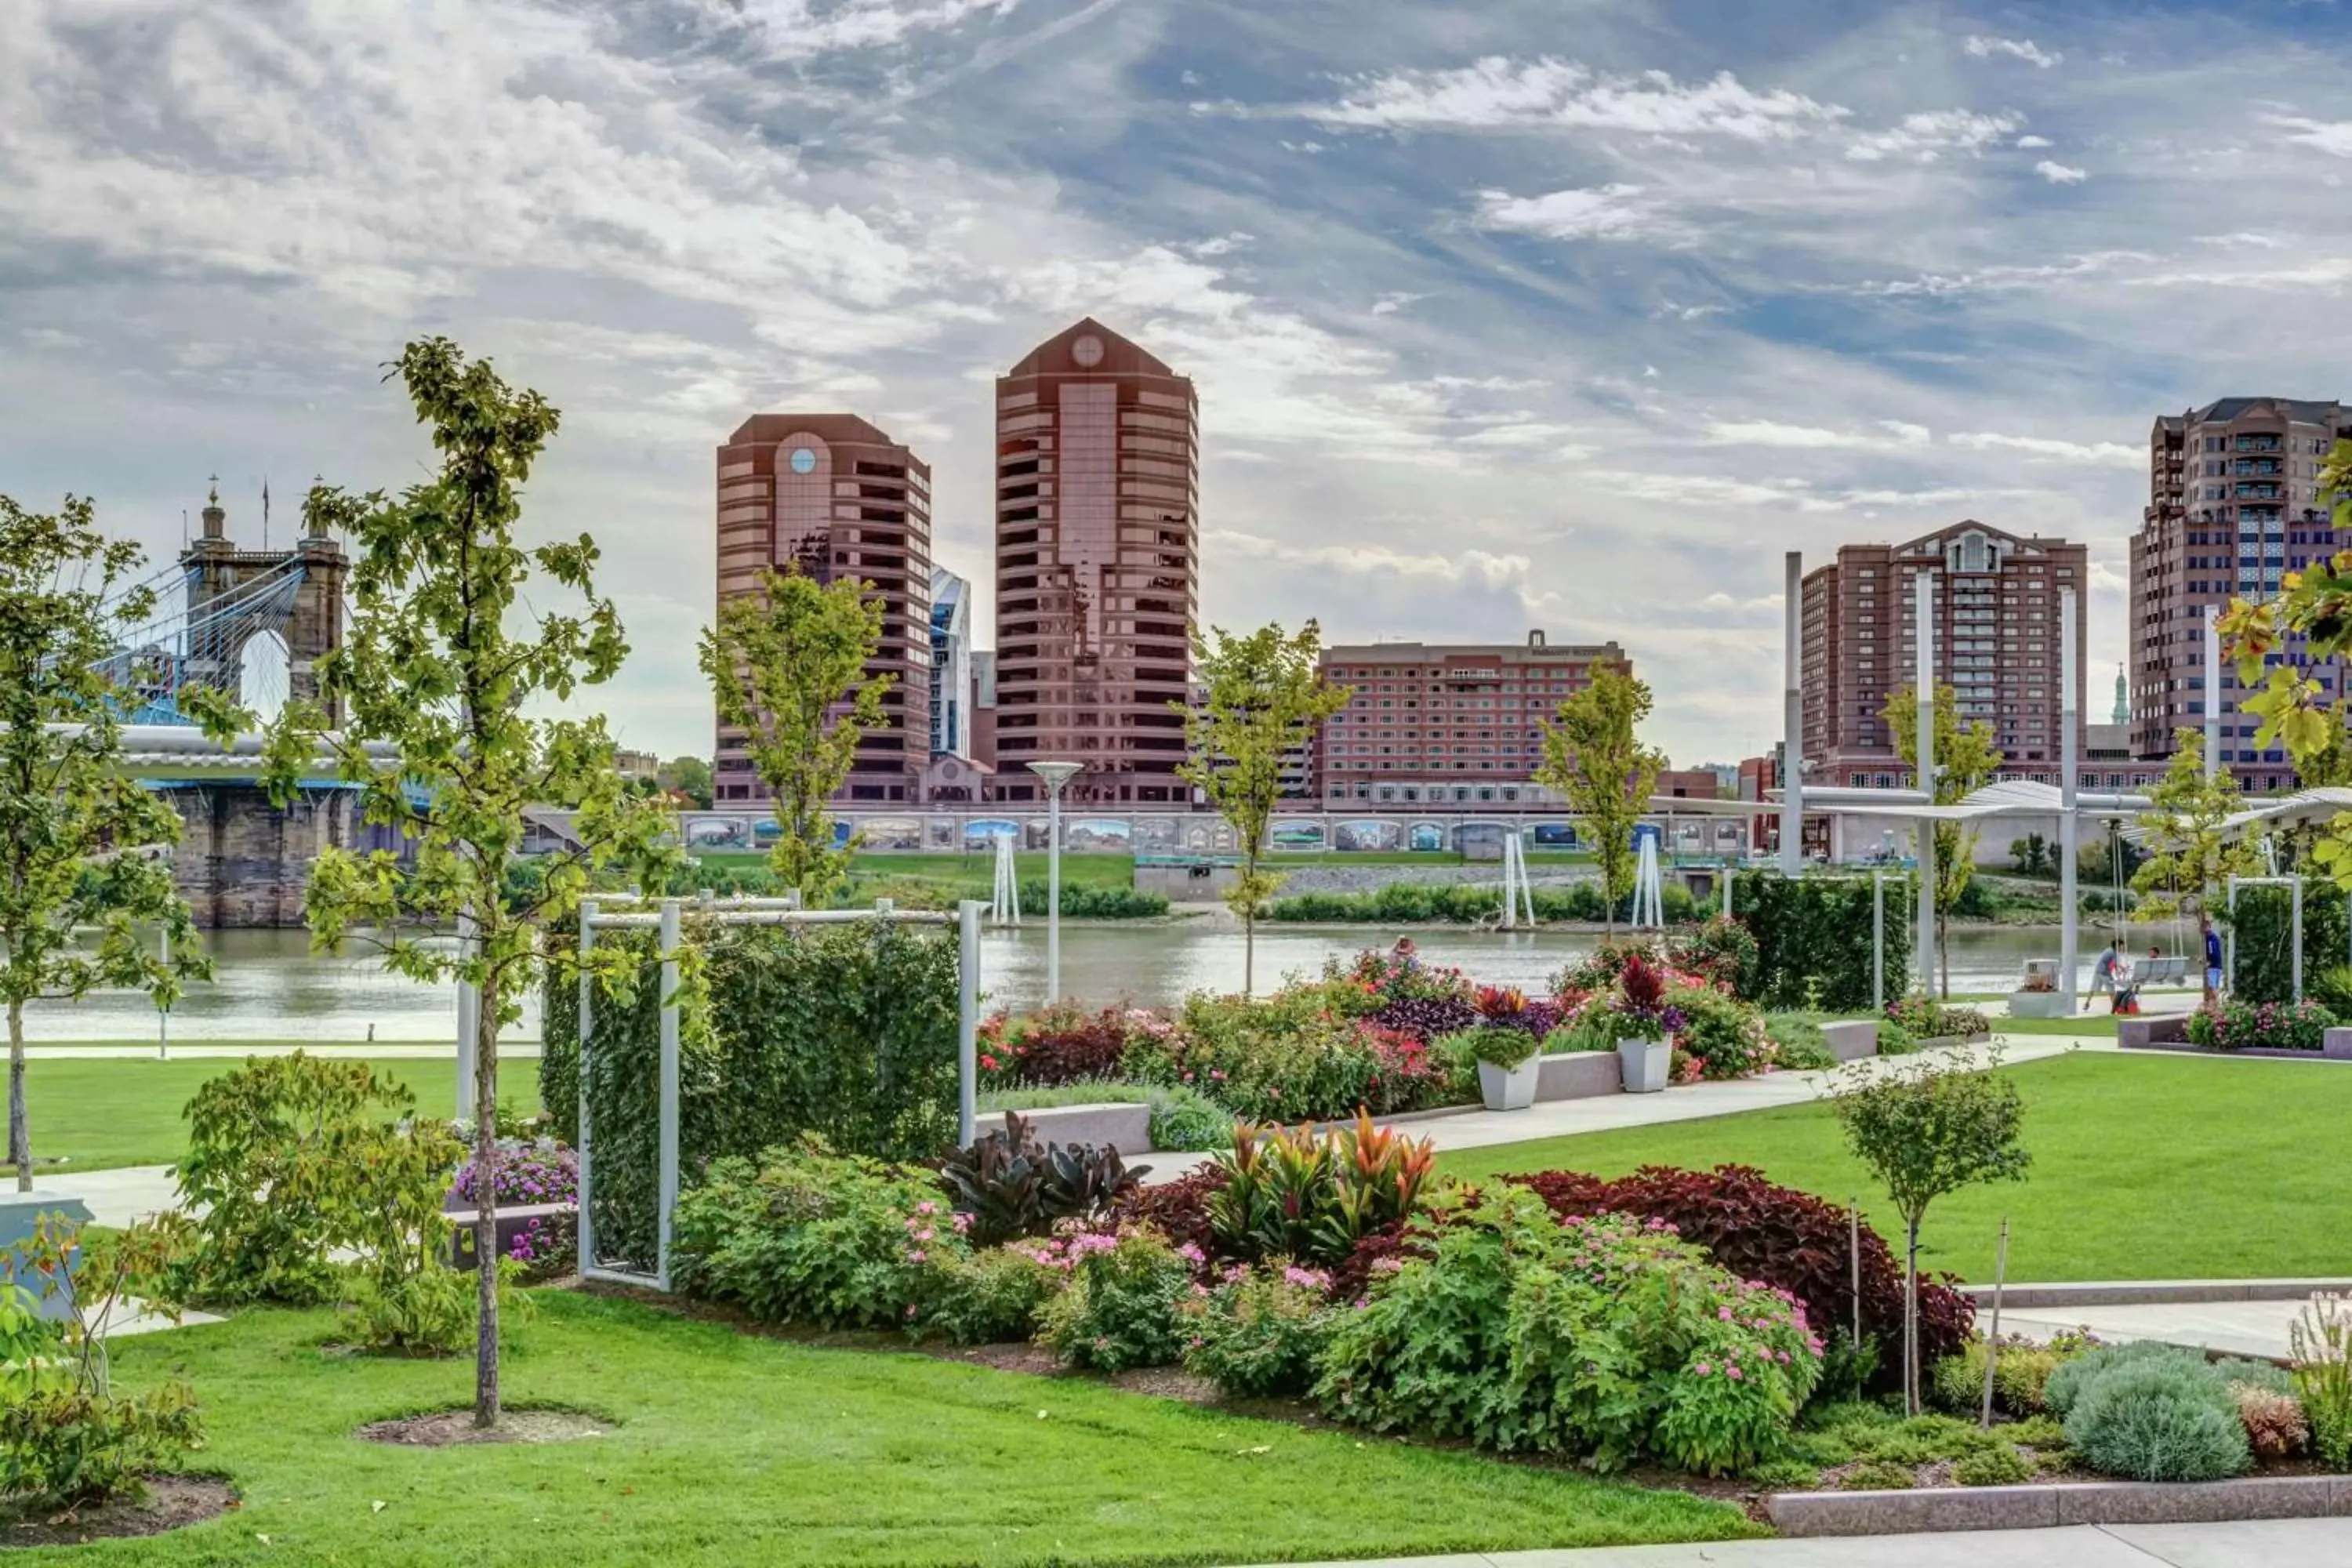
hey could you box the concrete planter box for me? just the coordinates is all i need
[1820,1021,1878,1062]
[1477,1058,1541,1111]
[1619,1037,1671,1093]
[1770,1473,2352,1537]
[2006,990,2071,1019]
[1535,1051,1622,1101]
[2118,1013,2192,1050]
[446,1203,574,1272]
[2324,1028,2352,1060]
[0,1190,91,1323]
[991,1103,1153,1155]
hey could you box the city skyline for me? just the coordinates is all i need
[8,2,2352,770]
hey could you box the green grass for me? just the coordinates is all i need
[1992,1015,2124,1036]
[28,1294,1754,1566]
[1442,1052,2352,1284]
[4,1056,542,1177]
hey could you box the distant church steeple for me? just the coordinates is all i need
[2112,663,2129,726]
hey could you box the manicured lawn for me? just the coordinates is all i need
[1993,1014,2123,1036]
[1443,1052,2352,1284]
[4,1056,542,1177]
[25,1294,1754,1566]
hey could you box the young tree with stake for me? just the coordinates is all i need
[0,495,217,1191]
[698,564,888,907]
[1536,662,1664,938]
[1829,1049,2030,1414]
[1176,622,1349,994]
[259,339,675,1428]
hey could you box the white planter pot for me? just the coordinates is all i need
[1618,1037,1672,1094]
[1477,1057,1541,1111]
[2006,990,2071,1020]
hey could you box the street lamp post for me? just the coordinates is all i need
[1026,760,1083,1002]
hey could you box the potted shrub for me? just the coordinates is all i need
[1603,953,1685,1094]
[1473,1025,1543,1110]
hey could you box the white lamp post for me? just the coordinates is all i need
[1026,760,1083,1002]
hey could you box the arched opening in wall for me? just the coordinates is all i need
[239,630,291,725]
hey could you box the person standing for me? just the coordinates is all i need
[2202,915,2224,1004]
[2086,939,2120,1011]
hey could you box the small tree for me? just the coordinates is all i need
[659,755,713,809]
[260,339,674,1428]
[1829,1050,2030,1413]
[699,564,888,907]
[1881,683,2004,996]
[1537,662,1665,937]
[1176,621,1349,994]
[0,495,214,1191]
[2130,730,2256,1002]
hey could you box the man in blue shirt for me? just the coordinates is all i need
[2203,916,2224,1002]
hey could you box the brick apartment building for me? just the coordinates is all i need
[1800,523,2085,789]
[2130,396,2351,791]
[711,414,934,804]
[1308,632,1631,808]
[991,319,1198,806]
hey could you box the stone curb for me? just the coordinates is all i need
[2122,1040,2352,1062]
[1770,1474,2352,1537]
[1956,1278,2352,1308]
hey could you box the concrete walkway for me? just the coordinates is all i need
[1149,1032,2103,1181]
[24,1042,541,1059]
[2003,1300,2314,1362]
[1236,1519,2352,1566]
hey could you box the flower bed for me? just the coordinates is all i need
[2186,998,2336,1052]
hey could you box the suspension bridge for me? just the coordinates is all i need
[97,485,379,927]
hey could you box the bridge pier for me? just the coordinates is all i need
[168,784,358,929]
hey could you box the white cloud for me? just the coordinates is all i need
[2035,160,2089,184]
[1947,432,2143,467]
[2015,134,2053,147]
[1472,183,1672,241]
[1305,58,1849,142]
[1703,419,1929,450]
[2195,232,2288,249]
[1849,251,2146,297]
[2267,115,2352,158]
[1189,231,1255,256]
[1370,291,1428,315]
[1965,35,2063,69]
[1207,529,1542,594]
[1846,109,2024,163]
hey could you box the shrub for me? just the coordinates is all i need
[343,1258,529,1359]
[1105,1169,1222,1261]
[173,1053,434,1306]
[1668,986,1774,1080]
[1512,1164,1975,1390]
[1671,916,1759,996]
[452,1138,577,1210]
[1,1216,205,1512]
[2233,1383,2310,1460]
[2291,1292,2352,1469]
[1134,989,1453,1120]
[2063,1355,2250,1483]
[1145,1083,1236,1152]
[919,1246,1066,1346]
[1884,996,1992,1042]
[1182,1264,1340,1398]
[1314,1187,1821,1475]
[1928,1336,2064,1417]
[1459,1023,1541,1070]
[2185,997,2336,1052]
[1765,1014,1839,1073]
[1876,1016,1920,1055]
[669,1135,957,1329]
[2044,1338,2187,1418]
[1731,873,1911,1012]
[1209,1113,1436,1267]
[938,1112,1145,1249]
[2005,1413,2067,1449]
[979,1001,1135,1087]
[1033,1226,1195,1372]
[1953,1443,2034,1486]
[338,1113,494,1356]
[1839,1459,1916,1490]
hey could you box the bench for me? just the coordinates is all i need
[2129,956,2190,985]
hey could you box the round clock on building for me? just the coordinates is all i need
[787,446,818,475]
[1071,334,1105,368]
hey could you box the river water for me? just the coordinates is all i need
[23,921,2149,1043]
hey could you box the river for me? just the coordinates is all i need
[21,920,2161,1043]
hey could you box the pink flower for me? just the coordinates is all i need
[1693,1360,1712,1376]
[1717,1305,1734,1320]
[1728,1366,1744,1381]
[906,1248,927,1264]
[915,1200,937,1217]
[1177,1243,1206,1264]
[952,1213,973,1235]
[1210,1069,1226,1082]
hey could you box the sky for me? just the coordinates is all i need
[5,0,2352,770]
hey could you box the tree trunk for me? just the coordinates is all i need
[473,965,501,1430]
[1904,1218,1922,1416]
[1243,910,1255,997]
[1937,910,1951,1000]
[8,996,28,1193]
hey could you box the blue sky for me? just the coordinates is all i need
[5,0,2352,767]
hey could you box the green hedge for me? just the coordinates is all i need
[1730,872,1912,1013]
[1266,880,1700,925]
[2227,882,2352,1004]
[542,917,963,1269]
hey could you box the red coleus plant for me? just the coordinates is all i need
[1474,985,1529,1021]
[1618,953,1667,1013]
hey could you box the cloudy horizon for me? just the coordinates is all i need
[5,0,2350,768]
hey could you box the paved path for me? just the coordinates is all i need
[1236,1518,2352,1566]
[2003,1300,2312,1362]
[1149,1033,2103,1181]
[26,1167,184,1229]
[24,1042,540,1059]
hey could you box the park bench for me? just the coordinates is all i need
[2132,956,2190,985]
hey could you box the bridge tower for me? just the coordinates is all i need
[170,483,360,927]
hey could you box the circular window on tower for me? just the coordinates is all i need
[788,446,818,475]
[1071,334,1105,368]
